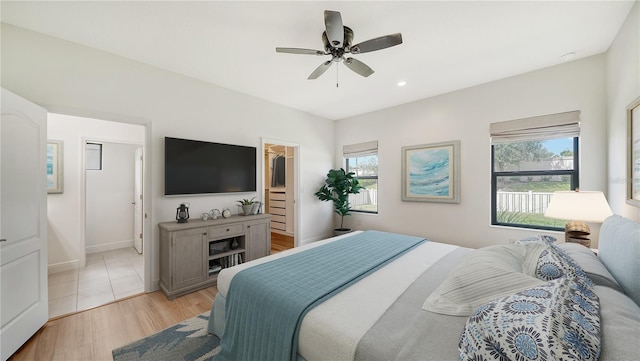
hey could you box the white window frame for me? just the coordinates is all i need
[344,141,378,214]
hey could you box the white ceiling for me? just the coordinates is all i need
[1,1,635,120]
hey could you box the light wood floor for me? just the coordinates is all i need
[271,232,294,254]
[10,235,292,361]
[9,286,218,361]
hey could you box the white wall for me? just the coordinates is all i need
[47,113,145,273]
[4,8,636,283]
[86,142,140,253]
[606,0,640,222]
[2,24,335,289]
[335,55,608,249]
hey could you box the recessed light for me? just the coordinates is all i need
[397,81,407,87]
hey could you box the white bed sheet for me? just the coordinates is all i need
[216,231,460,361]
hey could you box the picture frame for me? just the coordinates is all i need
[401,140,460,203]
[47,140,64,194]
[627,97,640,207]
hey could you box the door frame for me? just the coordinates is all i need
[81,138,144,259]
[261,138,300,247]
[134,146,143,254]
[46,108,153,292]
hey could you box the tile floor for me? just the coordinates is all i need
[47,247,144,319]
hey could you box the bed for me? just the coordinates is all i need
[208,215,640,361]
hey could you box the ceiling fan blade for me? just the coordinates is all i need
[344,58,374,77]
[350,33,403,54]
[276,47,325,55]
[324,10,344,48]
[308,60,333,80]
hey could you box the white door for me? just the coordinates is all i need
[133,147,143,254]
[0,88,48,361]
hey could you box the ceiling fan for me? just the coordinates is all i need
[276,10,403,80]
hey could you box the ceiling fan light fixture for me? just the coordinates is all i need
[276,10,403,81]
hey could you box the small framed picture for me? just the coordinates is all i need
[47,140,64,194]
[401,140,460,203]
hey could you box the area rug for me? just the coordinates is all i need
[112,312,220,361]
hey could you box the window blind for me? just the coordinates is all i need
[343,140,378,158]
[490,110,580,144]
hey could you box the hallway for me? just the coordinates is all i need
[47,247,143,319]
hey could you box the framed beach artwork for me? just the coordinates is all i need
[628,97,640,207]
[47,140,64,194]
[401,140,460,203]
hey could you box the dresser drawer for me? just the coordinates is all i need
[207,223,244,239]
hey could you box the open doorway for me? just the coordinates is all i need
[46,113,146,318]
[83,140,144,304]
[263,140,298,253]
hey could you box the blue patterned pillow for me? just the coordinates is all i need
[516,236,595,290]
[459,278,600,361]
[516,235,557,245]
[536,245,595,292]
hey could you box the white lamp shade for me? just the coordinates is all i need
[544,191,613,223]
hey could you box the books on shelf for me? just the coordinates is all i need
[209,252,244,276]
[208,265,222,275]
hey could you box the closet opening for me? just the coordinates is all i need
[264,142,297,253]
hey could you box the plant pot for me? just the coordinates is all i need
[250,202,261,215]
[333,228,353,237]
[241,204,253,215]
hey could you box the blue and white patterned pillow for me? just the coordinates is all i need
[536,249,566,280]
[516,236,595,291]
[515,235,557,245]
[459,278,600,361]
[537,245,595,293]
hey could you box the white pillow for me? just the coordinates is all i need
[423,243,546,316]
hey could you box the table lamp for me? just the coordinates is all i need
[544,189,613,247]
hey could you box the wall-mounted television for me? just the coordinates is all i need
[164,137,256,195]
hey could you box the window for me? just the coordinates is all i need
[490,111,580,230]
[344,141,378,214]
[86,142,103,170]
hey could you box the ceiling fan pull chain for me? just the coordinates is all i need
[336,63,339,88]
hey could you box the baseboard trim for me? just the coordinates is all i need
[48,260,80,274]
[271,229,294,237]
[86,240,134,254]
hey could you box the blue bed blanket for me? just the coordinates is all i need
[213,230,427,361]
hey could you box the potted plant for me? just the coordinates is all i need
[237,197,256,215]
[315,168,364,235]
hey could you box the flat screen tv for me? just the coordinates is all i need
[164,137,256,195]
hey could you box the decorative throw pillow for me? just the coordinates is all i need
[422,244,546,316]
[516,236,595,292]
[514,235,557,245]
[535,248,593,287]
[535,248,566,280]
[459,278,601,361]
[550,244,595,288]
[556,243,622,292]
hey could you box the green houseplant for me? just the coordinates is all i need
[237,197,256,215]
[315,168,364,234]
